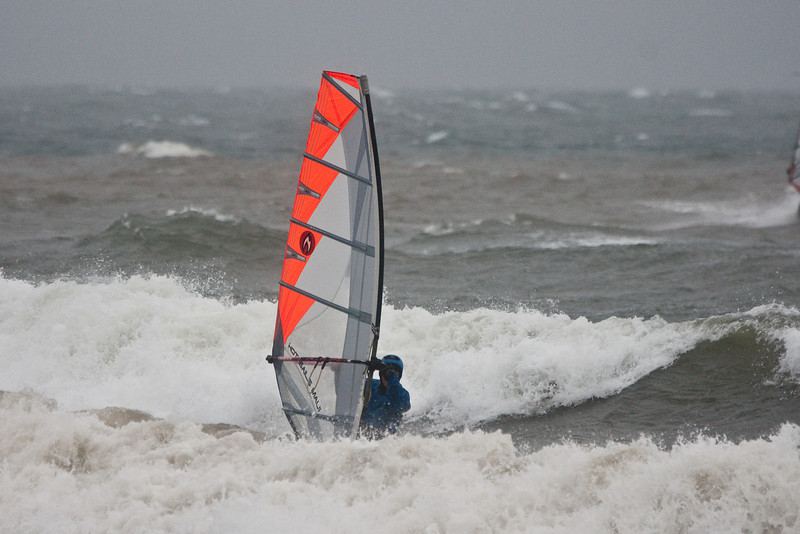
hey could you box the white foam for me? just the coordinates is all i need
[641,192,798,229]
[2,394,799,533]
[116,142,135,154]
[421,218,487,236]
[511,91,530,103]
[772,327,800,379]
[165,206,240,224]
[535,234,658,250]
[425,131,449,144]
[545,100,579,113]
[117,140,213,159]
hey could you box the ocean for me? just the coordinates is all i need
[2,85,800,532]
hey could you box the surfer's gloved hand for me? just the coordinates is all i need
[369,359,386,372]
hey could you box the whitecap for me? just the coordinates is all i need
[511,91,530,103]
[116,142,135,155]
[689,108,733,118]
[165,206,239,223]
[545,100,579,113]
[118,140,213,159]
[176,114,210,127]
[426,131,449,144]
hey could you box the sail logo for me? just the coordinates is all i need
[300,231,316,255]
[288,343,322,413]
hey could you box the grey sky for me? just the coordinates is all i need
[1,1,799,91]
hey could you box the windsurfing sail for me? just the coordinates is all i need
[789,121,800,193]
[268,71,384,439]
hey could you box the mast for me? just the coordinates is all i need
[361,75,385,364]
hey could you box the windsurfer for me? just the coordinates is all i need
[361,355,411,436]
[789,161,800,198]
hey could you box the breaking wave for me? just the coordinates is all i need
[117,140,213,158]
[1,275,798,432]
[405,216,658,255]
[165,206,240,224]
[640,191,798,230]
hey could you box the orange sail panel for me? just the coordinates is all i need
[271,71,384,439]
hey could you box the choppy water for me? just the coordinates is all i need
[2,86,800,532]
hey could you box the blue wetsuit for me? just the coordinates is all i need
[361,374,411,435]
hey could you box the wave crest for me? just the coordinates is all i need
[2,276,799,432]
[117,140,212,158]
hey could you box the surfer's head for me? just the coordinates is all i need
[381,354,404,380]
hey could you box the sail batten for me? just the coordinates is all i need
[289,217,375,255]
[303,152,372,185]
[270,71,383,439]
[279,281,373,323]
[322,72,363,108]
